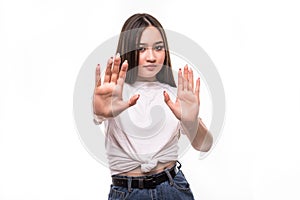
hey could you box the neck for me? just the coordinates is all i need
[136,76,157,82]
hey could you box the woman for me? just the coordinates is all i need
[93,13,213,200]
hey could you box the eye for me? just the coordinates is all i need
[138,47,146,52]
[154,45,165,51]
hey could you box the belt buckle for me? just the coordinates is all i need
[144,177,156,189]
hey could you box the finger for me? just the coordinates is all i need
[118,60,128,80]
[95,64,101,87]
[184,64,188,80]
[111,53,121,83]
[178,68,183,91]
[183,67,188,91]
[128,94,140,107]
[195,77,200,104]
[188,68,194,91]
[117,60,128,93]
[112,94,140,117]
[104,57,113,83]
[163,91,175,111]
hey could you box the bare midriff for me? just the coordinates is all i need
[118,161,176,177]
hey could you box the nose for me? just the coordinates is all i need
[146,49,156,63]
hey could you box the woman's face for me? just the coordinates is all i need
[137,26,165,81]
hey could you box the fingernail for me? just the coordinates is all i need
[116,53,120,58]
[179,68,181,71]
[124,60,128,64]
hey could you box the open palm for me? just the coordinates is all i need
[93,54,139,118]
[164,65,200,122]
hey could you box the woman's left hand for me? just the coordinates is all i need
[163,65,200,122]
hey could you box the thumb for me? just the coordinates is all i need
[163,91,175,111]
[112,94,140,117]
[128,94,140,107]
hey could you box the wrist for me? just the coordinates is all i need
[180,118,199,136]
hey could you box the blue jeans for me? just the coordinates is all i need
[108,169,195,200]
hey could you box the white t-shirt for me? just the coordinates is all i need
[104,81,183,175]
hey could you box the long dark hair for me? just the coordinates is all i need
[116,13,176,87]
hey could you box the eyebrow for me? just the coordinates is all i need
[138,41,164,46]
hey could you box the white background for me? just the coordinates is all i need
[1,0,300,199]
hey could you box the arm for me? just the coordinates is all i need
[180,118,213,152]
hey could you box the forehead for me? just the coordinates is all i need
[139,26,163,44]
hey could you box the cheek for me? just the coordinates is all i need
[138,53,145,65]
[160,52,166,64]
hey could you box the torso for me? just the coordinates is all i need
[106,82,180,175]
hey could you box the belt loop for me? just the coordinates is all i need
[138,178,144,189]
[127,177,132,192]
[164,169,174,186]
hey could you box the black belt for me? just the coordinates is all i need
[112,166,177,189]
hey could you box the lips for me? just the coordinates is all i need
[144,64,157,68]
[144,64,157,71]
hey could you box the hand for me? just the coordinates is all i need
[93,54,140,118]
[163,65,200,122]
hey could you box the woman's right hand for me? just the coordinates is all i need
[93,53,140,119]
